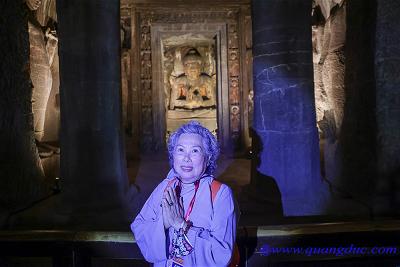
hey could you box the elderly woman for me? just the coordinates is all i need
[131,121,238,267]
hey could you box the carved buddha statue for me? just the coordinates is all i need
[169,48,216,109]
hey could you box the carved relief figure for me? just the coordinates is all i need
[312,0,345,187]
[313,0,346,135]
[26,0,58,156]
[169,48,216,109]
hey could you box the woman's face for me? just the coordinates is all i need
[173,133,207,183]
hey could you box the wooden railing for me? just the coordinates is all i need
[1,220,400,267]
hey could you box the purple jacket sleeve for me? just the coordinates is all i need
[130,181,168,264]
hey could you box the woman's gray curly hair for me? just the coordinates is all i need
[167,121,220,175]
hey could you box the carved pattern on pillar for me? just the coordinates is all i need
[228,22,241,144]
[121,6,132,137]
[139,17,153,149]
[244,13,253,145]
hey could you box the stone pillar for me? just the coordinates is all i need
[57,0,135,227]
[252,0,328,215]
[374,0,400,215]
[339,0,376,205]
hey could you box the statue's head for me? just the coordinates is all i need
[26,0,41,11]
[182,48,202,79]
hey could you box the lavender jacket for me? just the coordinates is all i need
[131,170,238,267]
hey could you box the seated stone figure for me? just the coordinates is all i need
[169,48,216,109]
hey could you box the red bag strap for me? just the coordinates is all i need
[210,179,240,267]
[211,179,222,203]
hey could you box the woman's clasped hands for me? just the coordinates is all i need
[162,186,185,231]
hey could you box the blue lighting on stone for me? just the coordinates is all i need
[252,0,328,216]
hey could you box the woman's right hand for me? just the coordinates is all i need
[162,186,184,230]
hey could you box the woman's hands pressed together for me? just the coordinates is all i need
[162,186,185,231]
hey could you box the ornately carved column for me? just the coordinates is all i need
[252,0,328,215]
[57,0,135,226]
